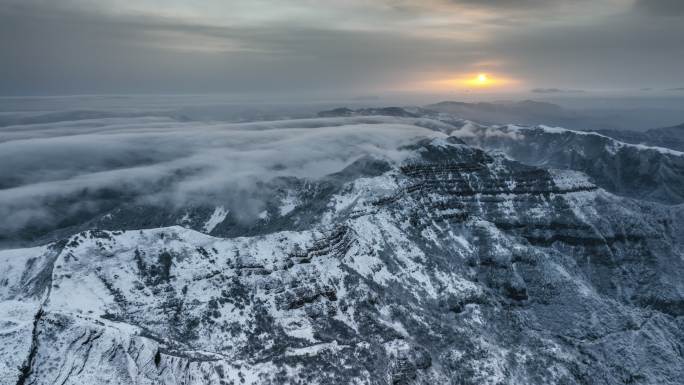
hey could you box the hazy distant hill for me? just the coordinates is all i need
[426,100,684,132]
[595,123,684,152]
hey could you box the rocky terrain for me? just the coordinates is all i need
[1,109,684,384]
[594,123,684,152]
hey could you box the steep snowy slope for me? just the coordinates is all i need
[450,122,684,204]
[594,123,684,152]
[2,135,683,385]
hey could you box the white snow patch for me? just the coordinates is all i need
[533,125,684,157]
[279,192,300,216]
[203,206,228,233]
[549,169,593,190]
[286,341,347,357]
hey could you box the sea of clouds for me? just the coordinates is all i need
[0,97,446,239]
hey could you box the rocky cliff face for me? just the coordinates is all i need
[451,122,684,205]
[1,112,683,385]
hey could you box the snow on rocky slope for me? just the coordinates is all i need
[1,111,684,385]
[449,122,684,204]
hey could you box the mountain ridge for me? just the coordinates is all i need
[2,131,683,384]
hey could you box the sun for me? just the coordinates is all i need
[461,72,515,88]
[462,72,498,87]
[407,71,520,92]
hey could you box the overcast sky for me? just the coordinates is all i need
[1,0,683,96]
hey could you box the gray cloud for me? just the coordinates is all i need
[449,0,582,9]
[0,105,444,235]
[0,0,682,96]
[634,0,684,16]
[0,1,483,96]
[487,9,684,91]
[531,88,585,94]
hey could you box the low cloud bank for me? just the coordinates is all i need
[530,88,585,94]
[0,113,443,235]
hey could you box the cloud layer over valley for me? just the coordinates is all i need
[0,107,444,238]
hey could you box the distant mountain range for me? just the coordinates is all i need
[425,100,684,132]
[593,123,684,152]
[426,100,572,126]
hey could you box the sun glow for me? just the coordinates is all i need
[413,72,519,92]
[397,71,521,93]
[463,72,504,87]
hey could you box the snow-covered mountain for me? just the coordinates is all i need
[593,123,684,152]
[450,122,684,204]
[1,108,684,384]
